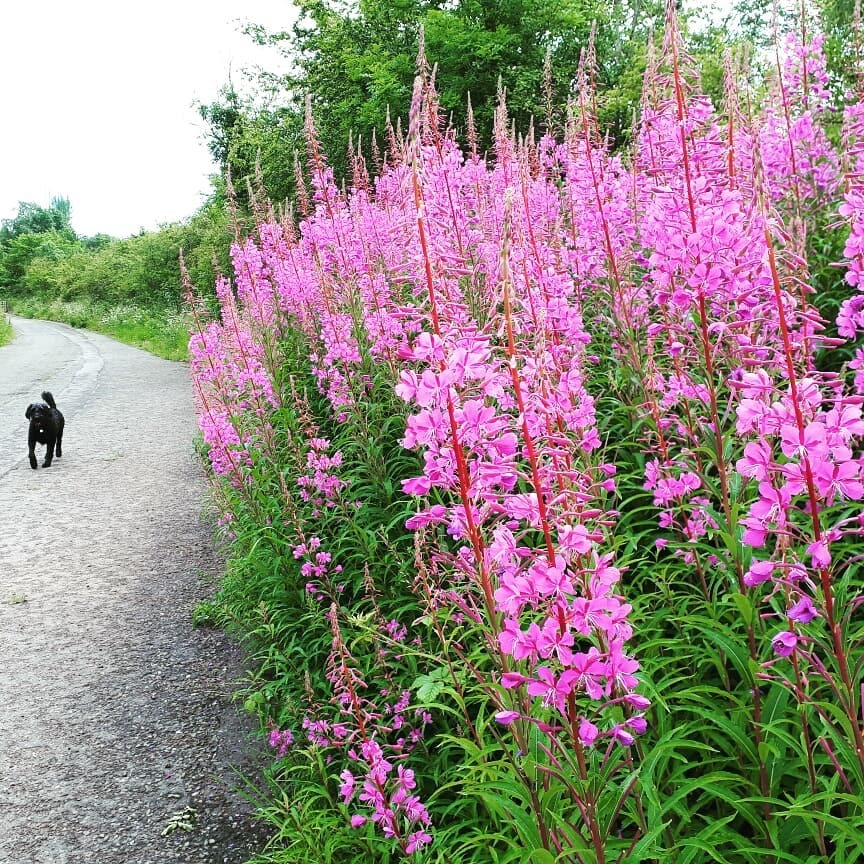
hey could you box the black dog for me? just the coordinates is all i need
[25,391,65,469]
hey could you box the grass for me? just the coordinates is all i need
[0,312,12,347]
[9,297,190,361]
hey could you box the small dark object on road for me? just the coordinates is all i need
[25,391,65,469]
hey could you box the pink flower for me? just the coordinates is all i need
[578,718,600,746]
[606,646,640,695]
[744,560,775,587]
[494,571,539,617]
[627,715,648,735]
[814,460,864,503]
[394,370,420,402]
[807,540,832,568]
[405,829,433,854]
[568,648,607,700]
[772,630,799,657]
[527,667,579,715]
[339,769,355,803]
[736,440,774,482]
[558,524,597,554]
[736,399,769,434]
[405,505,448,529]
[779,420,827,460]
[402,476,432,496]
[788,596,819,624]
[612,724,635,746]
[825,404,864,441]
[527,558,574,599]
[501,672,529,689]
[537,615,576,664]
[498,619,543,663]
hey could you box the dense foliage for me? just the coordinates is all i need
[0,201,232,359]
[199,0,744,204]
[0,198,77,291]
[188,8,864,863]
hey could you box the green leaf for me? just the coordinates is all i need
[730,592,754,626]
[526,851,557,864]
[412,668,448,702]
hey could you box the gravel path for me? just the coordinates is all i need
[0,316,268,864]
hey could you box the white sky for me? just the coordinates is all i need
[0,1,294,238]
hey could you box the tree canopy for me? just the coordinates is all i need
[0,198,77,291]
[200,0,672,198]
[0,198,74,242]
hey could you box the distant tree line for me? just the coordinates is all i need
[0,197,229,309]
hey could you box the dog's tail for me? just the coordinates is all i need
[41,391,57,409]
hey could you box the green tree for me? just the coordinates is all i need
[0,198,77,292]
[726,0,858,93]
[44,203,231,309]
[201,88,301,207]
[820,0,860,92]
[201,0,665,194]
[0,197,74,242]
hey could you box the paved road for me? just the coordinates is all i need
[0,318,103,478]
[0,317,266,863]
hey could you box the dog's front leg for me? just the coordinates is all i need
[43,436,55,468]
[28,433,38,469]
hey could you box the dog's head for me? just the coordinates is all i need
[25,402,50,424]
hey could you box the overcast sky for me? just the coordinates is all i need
[0,1,294,238]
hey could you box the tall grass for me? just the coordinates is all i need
[10,297,190,360]
[187,7,864,862]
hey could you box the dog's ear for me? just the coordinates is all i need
[25,404,36,420]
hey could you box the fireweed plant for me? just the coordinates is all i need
[189,9,864,863]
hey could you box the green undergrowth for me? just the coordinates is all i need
[10,297,189,360]
[0,313,12,347]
